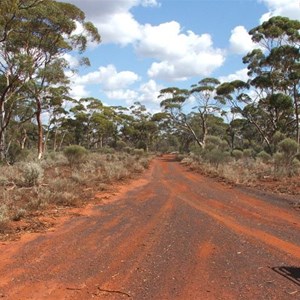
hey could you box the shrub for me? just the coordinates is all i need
[278,138,298,159]
[133,148,145,157]
[21,162,44,187]
[115,140,127,151]
[63,145,88,166]
[12,208,26,221]
[0,205,9,226]
[256,151,272,163]
[203,149,230,168]
[243,149,254,158]
[232,150,243,160]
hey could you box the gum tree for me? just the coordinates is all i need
[0,0,100,160]
[244,16,300,147]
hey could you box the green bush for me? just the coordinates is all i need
[21,162,44,187]
[256,151,272,163]
[232,149,243,160]
[63,145,88,165]
[278,138,298,159]
[204,149,230,168]
[115,140,127,151]
[133,148,144,157]
[243,149,254,158]
[274,138,300,176]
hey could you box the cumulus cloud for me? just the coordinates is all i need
[141,0,161,7]
[137,80,164,104]
[63,1,225,81]
[106,79,163,106]
[259,0,300,22]
[229,26,257,55]
[218,68,250,83]
[63,0,159,45]
[63,54,80,68]
[69,84,90,100]
[76,64,140,91]
[106,89,138,104]
[148,52,224,81]
[67,65,164,107]
[135,21,225,81]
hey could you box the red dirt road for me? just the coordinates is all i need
[0,156,299,299]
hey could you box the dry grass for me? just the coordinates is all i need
[0,151,152,232]
[179,153,300,193]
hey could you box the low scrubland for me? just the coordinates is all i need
[177,137,300,206]
[0,146,151,234]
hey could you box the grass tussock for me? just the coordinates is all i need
[0,150,152,231]
[179,151,300,191]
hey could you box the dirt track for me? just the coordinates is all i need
[0,156,299,299]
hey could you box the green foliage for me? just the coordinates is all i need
[133,149,145,157]
[63,145,88,165]
[232,149,243,160]
[278,138,298,158]
[115,140,127,151]
[21,162,44,187]
[256,151,272,163]
[243,149,254,159]
[274,138,299,176]
[203,149,230,167]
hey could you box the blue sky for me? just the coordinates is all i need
[63,0,300,111]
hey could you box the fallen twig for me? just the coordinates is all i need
[66,287,82,291]
[95,286,131,298]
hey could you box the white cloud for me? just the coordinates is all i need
[63,1,225,81]
[259,0,300,22]
[106,79,164,106]
[229,26,257,55]
[76,64,140,91]
[69,84,90,100]
[106,89,138,104]
[63,54,80,68]
[147,51,224,81]
[95,13,142,45]
[135,21,225,81]
[141,0,161,7]
[63,0,159,45]
[219,68,250,83]
[137,80,164,104]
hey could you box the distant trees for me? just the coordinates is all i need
[159,78,224,149]
[0,6,299,166]
[160,16,300,156]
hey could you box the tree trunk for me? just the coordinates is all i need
[36,99,44,160]
[20,129,28,150]
[58,131,66,151]
[293,83,299,151]
[0,129,6,161]
[249,118,272,154]
[53,128,58,151]
[0,99,6,161]
[185,122,204,148]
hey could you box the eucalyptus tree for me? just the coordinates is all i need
[0,0,100,160]
[244,16,300,146]
[159,87,204,147]
[119,102,158,151]
[189,77,224,148]
[160,78,225,149]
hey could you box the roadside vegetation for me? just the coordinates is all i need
[0,148,151,234]
[0,3,299,232]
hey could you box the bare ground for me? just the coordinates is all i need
[0,155,299,299]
